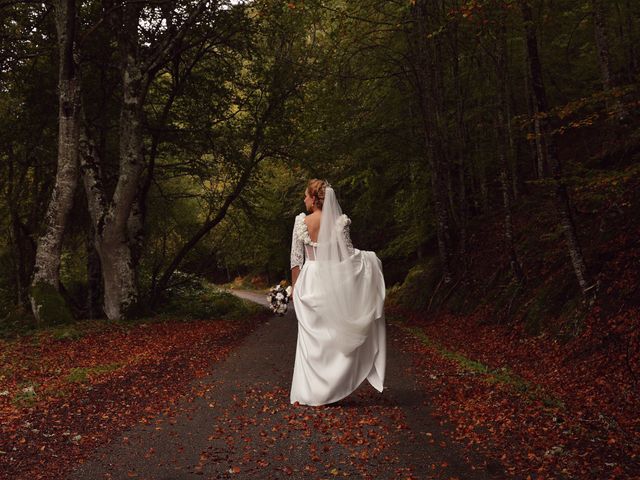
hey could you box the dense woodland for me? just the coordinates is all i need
[1,0,639,476]
[0,0,638,328]
[1,0,636,321]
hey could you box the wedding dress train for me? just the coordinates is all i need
[289,201,386,406]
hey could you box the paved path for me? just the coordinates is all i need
[68,290,495,479]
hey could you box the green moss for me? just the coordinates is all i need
[50,324,85,341]
[30,281,74,325]
[387,256,442,312]
[65,363,121,383]
[12,381,39,407]
[404,325,565,409]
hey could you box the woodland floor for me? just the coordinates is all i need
[1,290,637,479]
[65,290,496,480]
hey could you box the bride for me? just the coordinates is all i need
[289,179,386,406]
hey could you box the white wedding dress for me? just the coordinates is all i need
[289,193,386,406]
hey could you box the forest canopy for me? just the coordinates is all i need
[1,0,639,327]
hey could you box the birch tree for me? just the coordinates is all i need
[520,0,595,299]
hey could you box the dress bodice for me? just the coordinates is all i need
[290,212,355,270]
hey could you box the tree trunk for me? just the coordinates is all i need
[6,153,33,307]
[98,4,146,320]
[79,93,142,321]
[592,0,626,120]
[412,0,453,283]
[30,0,79,324]
[505,79,519,201]
[477,157,490,214]
[521,34,547,179]
[495,21,524,282]
[86,224,102,319]
[128,66,182,274]
[624,0,638,77]
[77,0,210,319]
[449,19,467,245]
[521,0,595,299]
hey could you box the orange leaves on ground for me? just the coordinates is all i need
[0,315,266,480]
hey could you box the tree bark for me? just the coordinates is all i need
[101,3,147,319]
[521,0,595,299]
[592,0,626,120]
[86,224,102,319]
[495,21,524,283]
[411,0,453,283]
[77,0,212,320]
[30,0,79,323]
[522,35,547,179]
[624,0,638,77]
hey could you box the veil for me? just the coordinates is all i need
[314,185,382,353]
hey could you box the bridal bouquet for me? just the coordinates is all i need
[266,283,292,316]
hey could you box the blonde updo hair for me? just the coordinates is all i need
[307,178,329,210]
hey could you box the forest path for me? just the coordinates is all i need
[68,290,497,480]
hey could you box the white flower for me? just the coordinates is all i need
[295,213,318,247]
[276,293,284,300]
[285,286,292,296]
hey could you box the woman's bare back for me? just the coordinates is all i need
[304,211,321,243]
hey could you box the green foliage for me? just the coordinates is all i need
[387,256,442,312]
[162,273,261,320]
[0,306,36,339]
[0,0,639,337]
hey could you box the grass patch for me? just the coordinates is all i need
[402,325,565,410]
[50,324,87,341]
[65,363,122,383]
[12,381,39,407]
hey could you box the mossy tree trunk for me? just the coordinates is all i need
[79,0,210,320]
[80,2,146,321]
[30,0,79,324]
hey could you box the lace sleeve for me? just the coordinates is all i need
[290,214,304,270]
[338,214,355,256]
